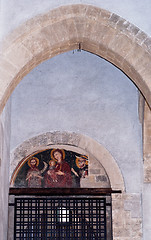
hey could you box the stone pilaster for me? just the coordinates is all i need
[112,193,142,240]
[143,102,151,182]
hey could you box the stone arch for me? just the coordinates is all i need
[1,4,151,113]
[10,131,125,191]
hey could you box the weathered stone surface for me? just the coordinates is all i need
[4,43,33,70]
[112,193,142,239]
[143,102,151,183]
[143,37,151,52]
[96,175,107,182]
[108,34,133,59]
[22,32,50,55]
[116,19,130,32]
[127,24,140,37]
[90,169,100,174]
[109,13,120,25]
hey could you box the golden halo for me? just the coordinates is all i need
[27,157,39,167]
[82,155,88,165]
[76,155,88,168]
[49,160,56,166]
[51,149,65,161]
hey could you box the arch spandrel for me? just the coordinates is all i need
[1,4,151,113]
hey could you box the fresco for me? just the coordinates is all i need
[12,149,88,188]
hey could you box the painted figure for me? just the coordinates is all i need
[44,160,58,187]
[13,149,88,188]
[50,149,72,188]
[26,157,43,187]
[71,155,88,187]
[75,155,88,178]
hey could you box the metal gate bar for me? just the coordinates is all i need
[14,197,107,240]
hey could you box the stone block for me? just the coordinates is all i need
[41,25,58,46]
[109,13,120,25]
[82,39,100,55]
[124,43,144,69]
[95,175,107,182]
[106,48,116,64]
[52,21,70,43]
[116,19,130,33]
[100,8,111,20]
[109,34,133,58]
[101,26,117,47]
[71,4,88,17]
[62,18,78,40]
[42,7,62,25]
[143,37,151,52]
[127,24,140,37]
[23,32,50,56]
[112,193,142,239]
[74,17,86,40]
[90,169,100,174]
[85,5,102,21]
[136,30,148,44]
[0,57,18,77]
[4,43,33,71]
[90,23,108,43]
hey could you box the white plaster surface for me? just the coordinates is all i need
[10,50,143,194]
[1,0,151,39]
[0,100,11,240]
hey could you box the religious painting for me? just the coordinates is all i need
[11,148,88,188]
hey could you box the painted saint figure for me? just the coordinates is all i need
[76,155,88,178]
[44,160,58,187]
[44,149,72,188]
[26,157,43,188]
[71,155,88,187]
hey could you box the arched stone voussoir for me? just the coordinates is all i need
[22,32,52,56]
[0,4,151,113]
[3,42,33,71]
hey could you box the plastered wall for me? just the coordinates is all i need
[0,101,11,240]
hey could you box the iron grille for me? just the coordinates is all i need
[14,197,107,239]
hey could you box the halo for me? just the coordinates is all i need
[27,157,39,167]
[76,155,88,168]
[49,160,56,166]
[51,149,65,161]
